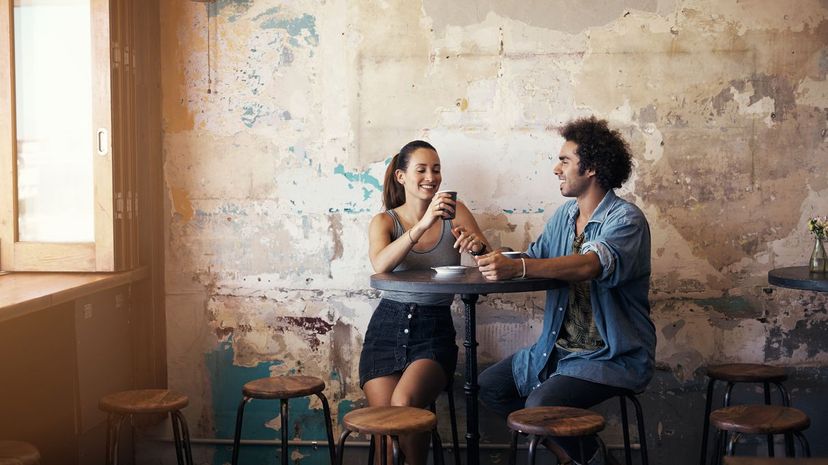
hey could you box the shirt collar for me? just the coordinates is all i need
[566,190,619,228]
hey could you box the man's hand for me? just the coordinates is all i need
[476,251,523,281]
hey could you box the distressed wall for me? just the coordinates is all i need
[158,1,828,464]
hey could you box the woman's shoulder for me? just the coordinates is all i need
[370,210,396,229]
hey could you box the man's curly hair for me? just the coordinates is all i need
[560,117,632,191]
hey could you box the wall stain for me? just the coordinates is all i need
[170,187,195,222]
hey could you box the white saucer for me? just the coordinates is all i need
[432,266,468,276]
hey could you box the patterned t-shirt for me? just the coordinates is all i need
[555,231,605,352]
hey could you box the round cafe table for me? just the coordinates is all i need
[768,266,828,292]
[370,267,564,465]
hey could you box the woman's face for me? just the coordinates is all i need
[396,148,442,202]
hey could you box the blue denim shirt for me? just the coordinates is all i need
[512,190,655,396]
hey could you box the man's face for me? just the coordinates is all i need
[553,140,593,198]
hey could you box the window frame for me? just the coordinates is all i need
[0,0,121,272]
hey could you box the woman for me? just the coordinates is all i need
[361,140,490,465]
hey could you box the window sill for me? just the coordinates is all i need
[0,266,149,324]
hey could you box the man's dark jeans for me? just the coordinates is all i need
[479,353,627,462]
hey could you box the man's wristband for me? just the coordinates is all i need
[520,257,526,279]
[469,243,487,256]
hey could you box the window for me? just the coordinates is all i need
[0,0,138,271]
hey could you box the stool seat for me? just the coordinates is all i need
[242,376,325,399]
[507,407,605,437]
[706,364,787,383]
[99,389,189,415]
[343,406,437,436]
[710,405,810,434]
[0,441,40,465]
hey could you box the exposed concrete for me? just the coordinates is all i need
[158,1,828,464]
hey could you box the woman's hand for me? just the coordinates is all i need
[416,192,456,230]
[451,226,484,254]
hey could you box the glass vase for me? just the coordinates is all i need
[809,236,827,273]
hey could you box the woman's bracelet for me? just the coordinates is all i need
[520,257,526,279]
[407,229,418,245]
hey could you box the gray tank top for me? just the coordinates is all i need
[381,210,460,306]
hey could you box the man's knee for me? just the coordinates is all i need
[478,359,520,412]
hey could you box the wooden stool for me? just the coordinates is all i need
[700,364,790,465]
[507,406,605,465]
[710,404,811,465]
[99,389,192,465]
[336,406,438,465]
[231,376,335,465]
[0,440,40,465]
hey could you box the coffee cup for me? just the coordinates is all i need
[437,190,457,219]
[501,251,522,259]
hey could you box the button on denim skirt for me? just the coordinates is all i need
[359,299,458,388]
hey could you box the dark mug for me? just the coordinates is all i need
[437,190,457,219]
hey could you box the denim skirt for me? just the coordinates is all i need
[359,299,458,388]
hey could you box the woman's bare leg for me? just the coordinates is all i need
[390,359,449,465]
[363,375,401,465]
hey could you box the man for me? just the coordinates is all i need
[476,117,655,464]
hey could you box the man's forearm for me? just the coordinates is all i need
[526,252,602,282]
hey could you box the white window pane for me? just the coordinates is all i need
[14,0,94,243]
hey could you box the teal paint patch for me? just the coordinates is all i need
[333,164,382,191]
[259,13,319,47]
[253,7,281,19]
[697,296,758,318]
[362,187,373,200]
[206,344,334,465]
[210,0,254,21]
[242,103,269,128]
[337,399,357,426]
[502,208,545,214]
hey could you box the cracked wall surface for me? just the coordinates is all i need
[160,1,828,463]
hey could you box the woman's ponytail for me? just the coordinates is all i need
[382,153,405,209]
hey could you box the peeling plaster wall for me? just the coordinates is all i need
[159,1,828,463]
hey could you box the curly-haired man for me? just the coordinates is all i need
[476,117,655,465]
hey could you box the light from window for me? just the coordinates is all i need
[14,0,94,242]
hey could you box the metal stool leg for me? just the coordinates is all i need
[726,432,741,456]
[231,397,251,465]
[173,410,194,465]
[380,436,388,465]
[794,432,811,457]
[281,399,290,465]
[171,411,185,465]
[106,413,126,465]
[508,431,519,465]
[699,378,716,465]
[432,427,445,465]
[317,393,337,465]
[337,429,352,465]
[723,383,735,407]
[367,435,376,465]
[527,435,541,465]
[712,430,727,465]
[763,382,775,457]
[628,394,649,465]
[391,436,404,465]
[620,396,632,465]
